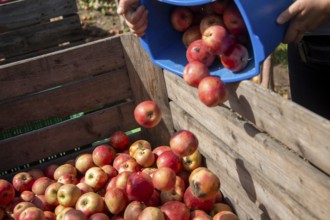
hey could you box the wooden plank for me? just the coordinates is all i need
[224,80,330,175]
[170,101,319,220]
[0,0,78,31]
[164,70,330,220]
[0,36,125,101]
[120,34,174,147]
[0,15,83,59]
[0,101,139,173]
[0,68,132,131]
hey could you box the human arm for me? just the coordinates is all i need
[117,0,148,37]
[277,0,330,43]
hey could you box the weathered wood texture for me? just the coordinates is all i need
[0,0,83,63]
[164,70,330,220]
[120,34,174,147]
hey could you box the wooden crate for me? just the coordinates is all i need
[0,34,329,220]
[0,0,84,64]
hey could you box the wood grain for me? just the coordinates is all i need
[0,68,132,131]
[0,0,78,30]
[120,34,174,147]
[0,36,125,100]
[164,70,330,220]
[0,101,139,172]
[171,101,319,220]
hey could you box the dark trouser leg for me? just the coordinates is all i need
[287,42,330,120]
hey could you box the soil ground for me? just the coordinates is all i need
[78,7,291,99]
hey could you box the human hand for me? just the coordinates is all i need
[117,0,148,37]
[277,0,330,43]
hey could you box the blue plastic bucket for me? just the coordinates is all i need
[139,0,291,83]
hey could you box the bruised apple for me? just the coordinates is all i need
[186,39,215,67]
[220,43,249,72]
[197,76,228,107]
[184,186,217,212]
[189,167,220,198]
[183,61,210,88]
[134,100,162,128]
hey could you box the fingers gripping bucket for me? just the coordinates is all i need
[139,0,291,83]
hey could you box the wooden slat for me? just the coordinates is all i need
[0,68,132,131]
[164,70,330,220]
[0,101,139,173]
[224,80,330,175]
[0,0,78,31]
[170,101,318,220]
[0,36,125,101]
[120,34,174,147]
[0,15,83,59]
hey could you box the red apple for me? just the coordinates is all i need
[144,189,161,207]
[75,153,95,175]
[21,190,35,202]
[184,186,216,212]
[183,61,210,88]
[44,210,56,220]
[126,171,154,203]
[28,169,45,180]
[160,201,190,220]
[19,206,45,220]
[213,211,239,220]
[141,167,157,177]
[92,144,116,167]
[104,187,128,215]
[170,130,199,157]
[189,167,220,198]
[160,175,185,204]
[44,182,63,206]
[89,213,111,220]
[182,25,202,48]
[106,171,132,191]
[112,153,132,171]
[109,131,130,151]
[76,192,105,217]
[123,200,146,220]
[31,177,55,196]
[198,76,228,107]
[132,147,155,168]
[186,39,215,67]
[84,167,108,191]
[152,167,176,191]
[76,182,94,194]
[53,164,77,181]
[202,25,231,55]
[156,150,182,174]
[223,2,247,35]
[190,209,212,219]
[31,194,53,211]
[116,157,141,174]
[57,184,81,207]
[45,164,59,180]
[209,203,233,217]
[12,172,35,193]
[219,43,249,72]
[129,140,152,157]
[182,149,202,172]
[204,0,230,15]
[199,14,225,35]
[138,206,165,220]
[13,201,36,219]
[57,174,79,185]
[56,207,74,220]
[152,146,171,157]
[134,100,162,128]
[170,7,193,32]
[0,179,15,207]
[101,165,118,179]
[63,209,88,220]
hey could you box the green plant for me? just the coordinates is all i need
[273,43,288,66]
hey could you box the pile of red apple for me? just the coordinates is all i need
[0,101,239,220]
[170,0,251,107]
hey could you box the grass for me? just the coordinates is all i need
[273,43,288,66]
